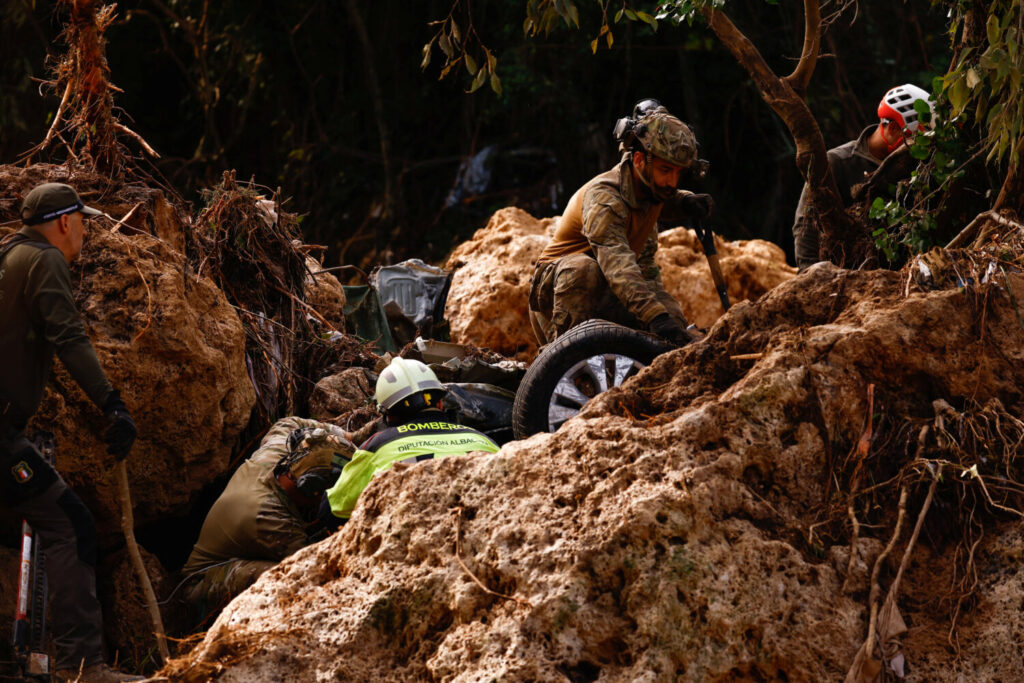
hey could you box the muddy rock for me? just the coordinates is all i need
[1,166,255,539]
[444,207,554,361]
[164,253,1024,681]
[308,367,376,422]
[443,208,794,361]
[656,227,796,329]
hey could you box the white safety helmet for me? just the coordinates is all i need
[878,84,934,132]
[375,357,445,413]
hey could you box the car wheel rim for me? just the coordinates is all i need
[547,353,646,431]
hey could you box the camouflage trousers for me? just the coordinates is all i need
[528,252,687,345]
[180,558,277,625]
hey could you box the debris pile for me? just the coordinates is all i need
[163,234,1024,681]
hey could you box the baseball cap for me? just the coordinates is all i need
[21,183,102,226]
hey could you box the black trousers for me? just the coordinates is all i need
[1,428,104,671]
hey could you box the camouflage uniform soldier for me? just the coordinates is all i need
[528,107,713,346]
[181,417,354,618]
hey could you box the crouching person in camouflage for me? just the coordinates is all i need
[528,104,711,346]
[179,417,355,622]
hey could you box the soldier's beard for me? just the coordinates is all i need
[637,164,675,203]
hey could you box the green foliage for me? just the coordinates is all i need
[943,0,1024,165]
[868,92,971,261]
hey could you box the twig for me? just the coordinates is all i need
[866,486,907,652]
[452,506,531,609]
[42,81,73,150]
[107,201,144,234]
[130,259,154,344]
[115,461,171,662]
[729,353,764,361]
[114,122,161,158]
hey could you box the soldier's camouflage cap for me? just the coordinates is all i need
[635,109,697,169]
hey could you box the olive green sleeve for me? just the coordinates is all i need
[582,188,667,324]
[638,229,663,284]
[29,249,112,409]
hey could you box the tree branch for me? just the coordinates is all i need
[783,0,821,96]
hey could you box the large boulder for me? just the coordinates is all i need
[445,208,554,362]
[163,258,1024,681]
[656,227,796,329]
[1,165,256,539]
[444,208,795,361]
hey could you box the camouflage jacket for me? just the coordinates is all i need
[183,416,347,574]
[536,157,695,324]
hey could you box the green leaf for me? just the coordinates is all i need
[625,9,637,21]
[439,31,453,58]
[987,13,1001,46]
[465,53,478,75]
[615,8,623,23]
[489,72,502,95]
[636,10,656,26]
[568,2,580,28]
[469,68,487,93]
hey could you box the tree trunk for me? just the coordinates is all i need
[701,3,864,267]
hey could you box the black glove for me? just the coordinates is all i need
[648,313,691,346]
[102,390,137,461]
[680,193,714,220]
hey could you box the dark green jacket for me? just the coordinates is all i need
[0,228,112,429]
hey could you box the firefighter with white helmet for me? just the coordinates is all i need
[792,83,934,269]
[322,357,499,524]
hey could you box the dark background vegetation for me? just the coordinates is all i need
[0,0,950,268]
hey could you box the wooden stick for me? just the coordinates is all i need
[116,461,171,662]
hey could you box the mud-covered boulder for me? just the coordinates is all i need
[308,367,376,421]
[163,257,1024,681]
[656,227,796,328]
[1,166,256,538]
[444,208,795,361]
[445,208,554,362]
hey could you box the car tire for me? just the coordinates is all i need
[511,319,675,439]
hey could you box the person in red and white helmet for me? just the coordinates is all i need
[792,84,934,269]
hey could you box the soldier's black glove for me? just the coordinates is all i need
[102,390,137,461]
[649,313,691,346]
[680,193,714,220]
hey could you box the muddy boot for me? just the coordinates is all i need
[54,662,146,682]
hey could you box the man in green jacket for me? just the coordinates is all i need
[792,84,934,269]
[181,417,355,616]
[528,105,712,347]
[0,183,141,683]
[323,357,499,524]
